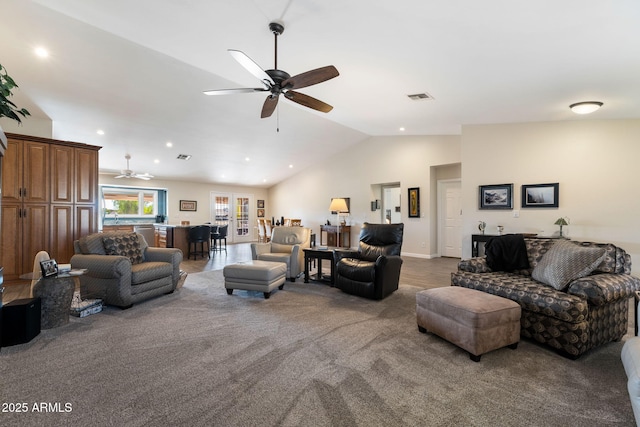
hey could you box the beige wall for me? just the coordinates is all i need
[99,175,269,238]
[461,119,640,271]
[268,135,462,257]
[0,117,53,139]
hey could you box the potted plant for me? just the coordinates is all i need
[0,63,31,146]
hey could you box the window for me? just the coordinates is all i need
[101,186,166,219]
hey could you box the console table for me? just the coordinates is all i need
[471,234,497,257]
[320,225,351,248]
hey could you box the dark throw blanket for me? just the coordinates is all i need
[484,234,530,272]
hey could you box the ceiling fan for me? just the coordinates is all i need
[203,22,339,118]
[114,154,153,180]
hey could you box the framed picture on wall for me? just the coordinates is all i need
[408,187,420,218]
[257,209,265,217]
[257,199,265,209]
[179,200,197,211]
[521,183,559,208]
[479,184,513,209]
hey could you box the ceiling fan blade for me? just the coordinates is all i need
[284,91,333,113]
[203,88,269,96]
[228,49,274,87]
[136,175,151,181]
[282,66,339,90]
[261,95,279,118]
[114,174,126,179]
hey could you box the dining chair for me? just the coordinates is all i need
[187,225,211,260]
[257,219,267,243]
[265,219,273,242]
[209,224,220,251]
[212,225,228,252]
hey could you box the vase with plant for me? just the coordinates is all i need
[0,63,31,145]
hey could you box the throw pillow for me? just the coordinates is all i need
[532,239,606,291]
[103,233,144,265]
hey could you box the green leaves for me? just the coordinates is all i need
[0,63,31,124]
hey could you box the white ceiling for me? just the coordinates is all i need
[1,1,639,187]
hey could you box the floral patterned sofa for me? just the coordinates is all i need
[451,237,640,358]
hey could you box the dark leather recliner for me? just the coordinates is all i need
[334,222,404,300]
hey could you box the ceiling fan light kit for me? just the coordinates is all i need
[204,21,339,118]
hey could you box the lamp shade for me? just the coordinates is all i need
[569,101,603,115]
[329,198,348,213]
[554,217,569,226]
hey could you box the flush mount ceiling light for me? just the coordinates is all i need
[569,101,603,114]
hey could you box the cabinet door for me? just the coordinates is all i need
[50,204,74,264]
[1,203,24,281]
[2,139,22,203]
[75,148,98,204]
[75,204,97,240]
[23,141,50,203]
[23,204,50,274]
[51,144,74,203]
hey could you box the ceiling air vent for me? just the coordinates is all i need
[177,154,192,160]
[407,92,434,101]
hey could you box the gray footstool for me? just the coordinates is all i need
[223,260,287,299]
[416,286,521,361]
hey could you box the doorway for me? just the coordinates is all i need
[210,192,255,243]
[438,179,462,257]
[382,185,401,224]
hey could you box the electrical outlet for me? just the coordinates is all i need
[513,210,520,218]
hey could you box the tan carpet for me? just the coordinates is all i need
[0,270,635,426]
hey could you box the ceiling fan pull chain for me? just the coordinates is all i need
[277,104,280,132]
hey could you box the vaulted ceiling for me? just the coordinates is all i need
[1,1,638,186]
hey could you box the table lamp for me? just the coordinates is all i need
[554,217,569,238]
[329,198,349,247]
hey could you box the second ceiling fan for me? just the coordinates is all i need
[204,22,339,118]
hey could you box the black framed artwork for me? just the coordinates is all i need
[408,187,420,218]
[179,200,197,211]
[521,183,559,208]
[479,184,513,209]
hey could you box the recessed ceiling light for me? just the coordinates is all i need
[569,101,603,114]
[245,157,250,162]
[96,129,105,135]
[289,164,293,168]
[399,127,405,132]
[166,142,173,147]
[34,47,49,58]
[154,159,160,164]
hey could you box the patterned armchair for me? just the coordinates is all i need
[70,231,183,308]
[452,237,640,358]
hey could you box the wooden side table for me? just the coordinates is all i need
[320,225,351,248]
[303,248,336,285]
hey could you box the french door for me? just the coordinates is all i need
[210,192,254,243]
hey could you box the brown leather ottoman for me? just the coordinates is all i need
[416,286,521,361]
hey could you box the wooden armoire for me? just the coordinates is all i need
[0,133,101,282]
